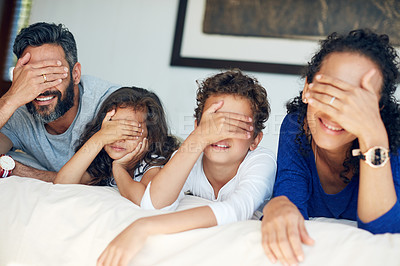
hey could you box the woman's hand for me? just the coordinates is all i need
[95,109,143,147]
[194,100,254,146]
[305,69,386,145]
[261,196,314,265]
[97,219,149,266]
[113,138,148,170]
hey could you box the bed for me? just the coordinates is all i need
[1,176,399,266]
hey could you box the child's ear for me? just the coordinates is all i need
[249,131,263,151]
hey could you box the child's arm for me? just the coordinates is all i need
[97,206,216,266]
[112,138,159,205]
[143,101,253,209]
[54,110,142,184]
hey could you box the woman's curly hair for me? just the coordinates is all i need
[286,29,400,183]
[76,87,180,185]
[194,69,271,136]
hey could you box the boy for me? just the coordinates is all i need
[97,69,277,266]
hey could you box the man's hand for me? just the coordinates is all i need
[5,52,68,107]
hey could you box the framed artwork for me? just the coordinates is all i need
[171,0,400,75]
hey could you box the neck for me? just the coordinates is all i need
[202,156,240,198]
[313,140,353,194]
[45,88,80,135]
[314,141,352,169]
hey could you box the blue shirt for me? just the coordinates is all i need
[273,112,400,234]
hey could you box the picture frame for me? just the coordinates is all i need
[170,0,319,75]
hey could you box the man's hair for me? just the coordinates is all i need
[13,22,78,71]
[194,69,270,136]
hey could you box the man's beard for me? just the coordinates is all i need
[26,80,75,123]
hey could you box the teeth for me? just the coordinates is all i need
[215,144,229,148]
[322,120,342,131]
[36,96,54,101]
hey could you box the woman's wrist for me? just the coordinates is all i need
[357,122,389,152]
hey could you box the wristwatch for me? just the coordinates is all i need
[0,154,15,178]
[352,146,390,168]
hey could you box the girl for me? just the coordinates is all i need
[54,87,179,205]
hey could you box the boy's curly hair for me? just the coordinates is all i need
[194,69,270,136]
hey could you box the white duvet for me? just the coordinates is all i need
[1,176,399,266]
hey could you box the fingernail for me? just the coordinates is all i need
[58,79,62,83]
[57,60,62,66]
[297,255,304,262]
[248,117,253,122]
[315,74,321,80]
[64,67,68,72]
[249,126,253,130]
[63,73,67,77]
[308,83,313,88]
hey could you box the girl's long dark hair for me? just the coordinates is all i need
[76,87,180,185]
[286,29,400,183]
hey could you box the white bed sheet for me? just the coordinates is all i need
[0,176,399,266]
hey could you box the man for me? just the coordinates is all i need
[0,22,119,182]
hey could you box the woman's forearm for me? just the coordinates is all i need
[357,129,397,223]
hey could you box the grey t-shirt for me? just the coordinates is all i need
[0,75,120,172]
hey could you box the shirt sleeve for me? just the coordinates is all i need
[208,148,277,225]
[357,151,400,233]
[272,114,312,219]
[140,181,183,211]
[0,108,24,149]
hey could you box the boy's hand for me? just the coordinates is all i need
[113,138,148,170]
[96,109,143,146]
[97,219,149,266]
[194,100,253,146]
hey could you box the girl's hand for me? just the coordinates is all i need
[305,69,385,143]
[261,196,314,266]
[96,109,143,146]
[194,100,254,145]
[113,138,148,170]
[97,219,149,266]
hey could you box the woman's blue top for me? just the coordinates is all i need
[273,112,400,233]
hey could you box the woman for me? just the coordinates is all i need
[261,29,400,265]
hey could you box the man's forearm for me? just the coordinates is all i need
[0,94,20,130]
[12,161,56,182]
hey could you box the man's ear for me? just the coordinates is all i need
[71,62,81,85]
[249,131,263,151]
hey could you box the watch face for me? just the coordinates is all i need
[367,147,388,166]
[0,155,15,171]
